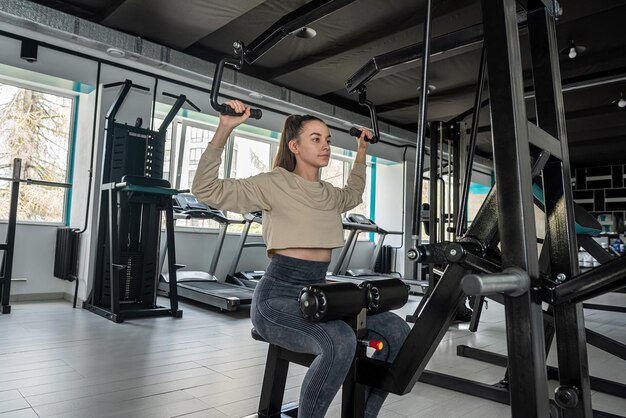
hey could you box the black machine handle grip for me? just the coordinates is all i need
[162,91,201,112]
[210,56,263,120]
[103,79,150,92]
[349,127,379,144]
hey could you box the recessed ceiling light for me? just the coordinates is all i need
[106,47,125,58]
[291,27,316,39]
[248,91,264,99]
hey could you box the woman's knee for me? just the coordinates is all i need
[320,320,357,364]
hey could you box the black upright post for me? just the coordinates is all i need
[164,198,180,315]
[0,159,21,314]
[527,7,592,417]
[481,0,549,416]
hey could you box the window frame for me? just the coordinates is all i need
[0,77,77,226]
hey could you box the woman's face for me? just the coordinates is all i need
[290,120,332,168]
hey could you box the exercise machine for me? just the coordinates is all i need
[250,278,409,418]
[0,158,73,314]
[332,213,402,278]
[225,211,266,288]
[85,80,196,323]
[238,0,626,416]
[158,193,254,311]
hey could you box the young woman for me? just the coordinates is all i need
[192,100,410,418]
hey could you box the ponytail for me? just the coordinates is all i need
[273,114,323,171]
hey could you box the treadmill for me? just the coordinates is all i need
[158,194,254,311]
[328,214,427,294]
[225,212,266,288]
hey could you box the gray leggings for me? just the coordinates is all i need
[251,254,411,418]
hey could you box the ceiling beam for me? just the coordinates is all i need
[26,0,98,21]
[266,0,476,82]
[97,0,129,23]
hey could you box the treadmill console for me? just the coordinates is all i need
[174,194,209,211]
[345,213,374,225]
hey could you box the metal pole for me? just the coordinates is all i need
[457,43,487,236]
[410,0,434,248]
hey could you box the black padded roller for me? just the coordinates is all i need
[363,279,409,315]
[299,282,366,322]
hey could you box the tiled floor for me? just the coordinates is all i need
[0,292,624,417]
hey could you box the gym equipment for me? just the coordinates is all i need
[158,193,254,311]
[0,158,21,314]
[250,278,408,417]
[85,80,198,323]
[225,212,266,288]
[332,213,402,278]
[0,158,72,314]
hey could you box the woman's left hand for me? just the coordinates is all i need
[356,128,373,150]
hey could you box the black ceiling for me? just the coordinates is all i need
[26,0,626,167]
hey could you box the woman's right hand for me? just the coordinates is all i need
[219,99,251,130]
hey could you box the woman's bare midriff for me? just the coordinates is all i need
[273,248,332,262]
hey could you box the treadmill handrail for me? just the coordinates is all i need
[177,209,245,225]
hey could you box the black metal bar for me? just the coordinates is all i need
[457,43,486,237]
[419,370,510,403]
[357,264,467,394]
[482,0,549,416]
[243,0,355,64]
[578,235,615,265]
[258,345,290,416]
[583,303,626,314]
[409,0,433,247]
[346,12,528,94]
[429,123,438,247]
[0,159,21,314]
[452,133,460,240]
[104,79,133,122]
[527,122,562,160]
[550,256,626,305]
[158,94,187,135]
[458,344,626,399]
[107,187,121,318]
[586,328,626,361]
[164,198,180,316]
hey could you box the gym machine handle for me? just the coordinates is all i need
[162,91,201,112]
[348,127,377,144]
[461,267,530,297]
[103,80,150,92]
[210,53,262,120]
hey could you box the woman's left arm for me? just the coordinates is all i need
[336,128,371,213]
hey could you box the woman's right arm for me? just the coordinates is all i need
[191,101,271,213]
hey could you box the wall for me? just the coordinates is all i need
[573,164,626,233]
[1,223,63,300]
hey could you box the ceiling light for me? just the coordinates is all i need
[417,84,437,94]
[248,91,264,99]
[106,47,125,58]
[611,92,626,108]
[290,27,316,39]
[560,41,585,59]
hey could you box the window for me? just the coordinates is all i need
[0,82,74,223]
[189,126,209,143]
[321,148,374,241]
[189,148,203,164]
[227,134,272,234]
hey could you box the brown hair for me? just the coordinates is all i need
[273,114,324,171]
